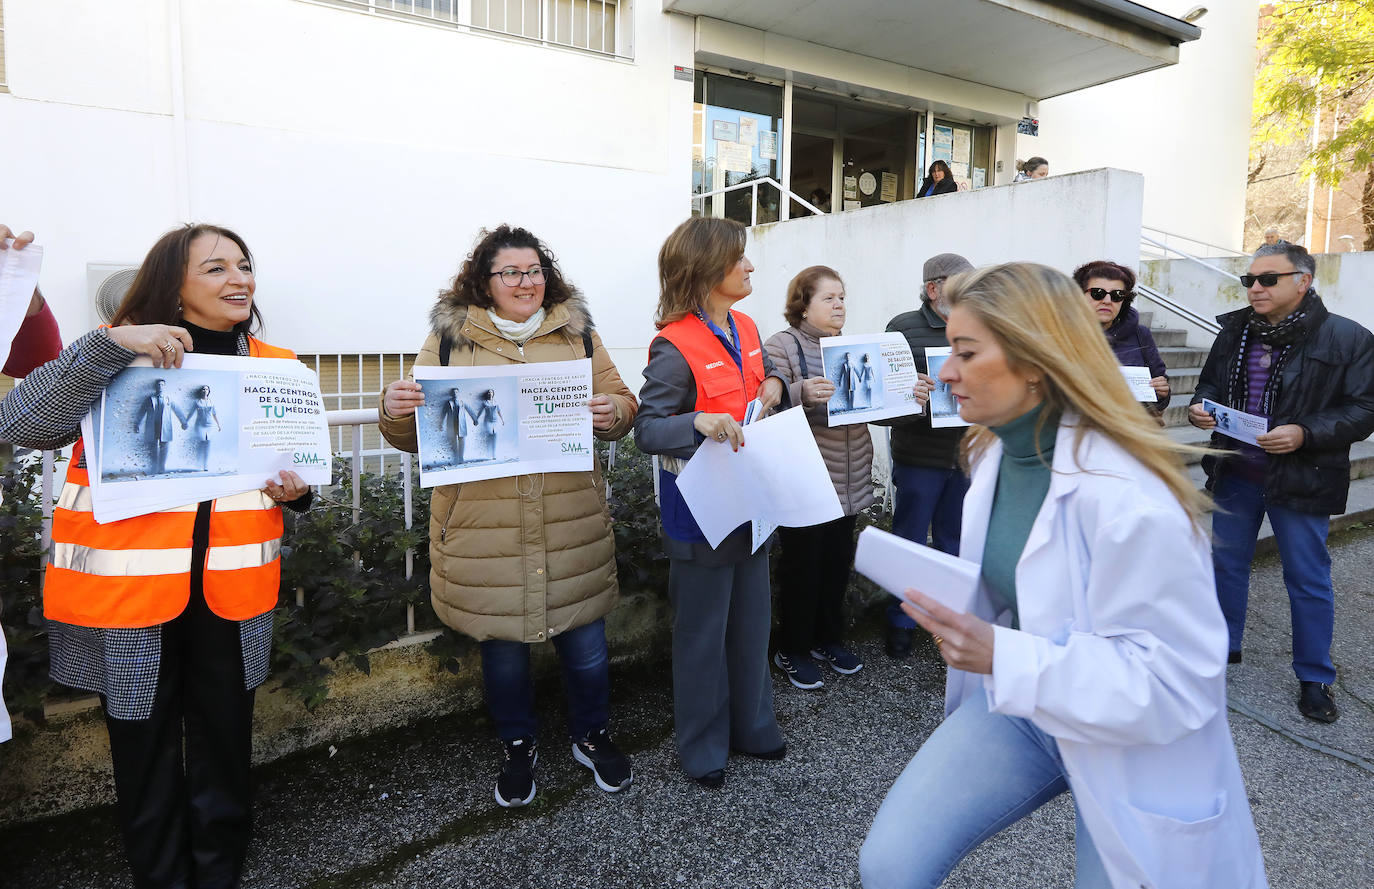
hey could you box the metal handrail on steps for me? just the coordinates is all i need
[1135,284,1221,337]
[690,177,826,226]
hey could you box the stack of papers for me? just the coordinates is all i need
[675,406,843,552]
[854,526,980,614]
[79,354,333,523]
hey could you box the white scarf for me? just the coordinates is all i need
[486,306,547,344]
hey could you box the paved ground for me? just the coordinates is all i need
[5,529,1372,889]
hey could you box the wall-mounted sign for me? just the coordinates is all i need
[674,65,695,82]
[1017,117,1039,136]
[759,131,778,160]
[858,172,877,196]
[738,117,759,147]
[880,172,898,202]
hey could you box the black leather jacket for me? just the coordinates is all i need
[1192,292,1374,515]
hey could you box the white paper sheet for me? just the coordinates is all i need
[854,526,979,615]
[675,406,842,552]
[924,347,971,428]
[1201,398,1269,447]
[414,360,594,488]
[0,240,43,371]
[80,354,332,522]
[1120,366,1157,402]
[820,332,922,426]
[0,629,11,743]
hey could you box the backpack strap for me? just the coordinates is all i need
[438,333,453,367]
[582,328,594,359]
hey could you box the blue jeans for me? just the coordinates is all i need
[1211,476,1336,683]
[860,693,1109,889]
[887,462,969,629]
[479,618,611,742]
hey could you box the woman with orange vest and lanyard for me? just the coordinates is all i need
[634,217,788,788]
[0,224,308,889]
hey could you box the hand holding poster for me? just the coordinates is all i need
[1200,398,1269,447]
[1119,366,1157,402]
[0,238,43,370]
[820,333,922,426]
[923,346,971,428]
[413,359,594,487]
[79,354,332,523]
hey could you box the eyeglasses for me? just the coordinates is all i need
[490,267,548,286]
[1239,271,1302,288]
[1085,288,1130,303]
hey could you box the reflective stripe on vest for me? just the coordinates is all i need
[656,311,766,420]
[44,335,295,628]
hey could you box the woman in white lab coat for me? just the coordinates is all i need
[859,262,1267,889]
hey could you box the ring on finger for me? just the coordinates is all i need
[160,341,176,353]
[933,635,945,648]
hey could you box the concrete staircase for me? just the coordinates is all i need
[1140,311,1374,543]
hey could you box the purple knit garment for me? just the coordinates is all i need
[1233,338,1273,484]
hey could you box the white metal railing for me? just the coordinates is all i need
[1134,284,1221,337]
[1140,234,1244,283]
[691,177,826,227]
[308,0,632,58]
[1141,226,1245,261]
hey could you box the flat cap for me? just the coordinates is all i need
[923,253,974,282]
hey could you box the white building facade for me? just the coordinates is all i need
[2,0,1204,375]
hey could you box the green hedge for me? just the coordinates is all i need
[0,439,672,721]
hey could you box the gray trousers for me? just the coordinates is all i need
[668,549,783,777]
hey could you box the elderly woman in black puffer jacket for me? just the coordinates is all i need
[1073,260,1170,414]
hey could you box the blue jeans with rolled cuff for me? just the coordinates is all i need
[479,618,611,743]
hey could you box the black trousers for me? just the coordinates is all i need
[775,514,859,655]
[103,580,256,889]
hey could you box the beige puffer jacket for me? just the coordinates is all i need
[378,296,636,643]
[764,322,875,516]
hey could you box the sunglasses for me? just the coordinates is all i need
[1085,288,1130,303]
[1239,271,1302,288]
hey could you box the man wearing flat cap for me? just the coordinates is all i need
[875,253,973,658]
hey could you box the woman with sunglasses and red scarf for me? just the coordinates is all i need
[1073,260,1170,414]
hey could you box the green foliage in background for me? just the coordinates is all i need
[0,457,56,727]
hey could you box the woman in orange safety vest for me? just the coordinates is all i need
[632,217,789,788]
[1,224,308,889]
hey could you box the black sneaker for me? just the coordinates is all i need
[773,650,824,690]
[495,737,538,808]
[572,727,633,792]
[1298,681,1339,723]
[811,644,863,675]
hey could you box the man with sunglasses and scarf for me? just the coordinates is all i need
[1190,243,1374,723]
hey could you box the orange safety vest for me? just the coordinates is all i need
[656,311,767,420]
[44,336,297,628]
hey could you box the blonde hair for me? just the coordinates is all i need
[946,262,1211,524]
[654,217,746,329]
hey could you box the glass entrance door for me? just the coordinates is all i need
[791,94,918,216]
[927,119,993,191]
[692,73,784,225]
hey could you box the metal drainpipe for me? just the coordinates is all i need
[168,0,192,220]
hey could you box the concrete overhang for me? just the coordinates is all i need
[661,0,1201,100]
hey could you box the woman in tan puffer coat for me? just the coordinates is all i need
[763,266,932,690]
[380,225,637,809]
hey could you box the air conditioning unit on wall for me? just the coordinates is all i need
[86,262,140,327]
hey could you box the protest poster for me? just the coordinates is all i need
[79,354,332,523]
[924,346,971,428]
[1120,366,1157,402]
[819,333,922,427]
[1201,398,1269,447]
[0,238,43,370]
[413,359,594,487]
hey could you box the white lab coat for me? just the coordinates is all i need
[946,419,1267,889]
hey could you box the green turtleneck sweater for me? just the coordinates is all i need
[981,402,1059,629]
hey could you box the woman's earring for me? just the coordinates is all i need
[1028,379,1040,392]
